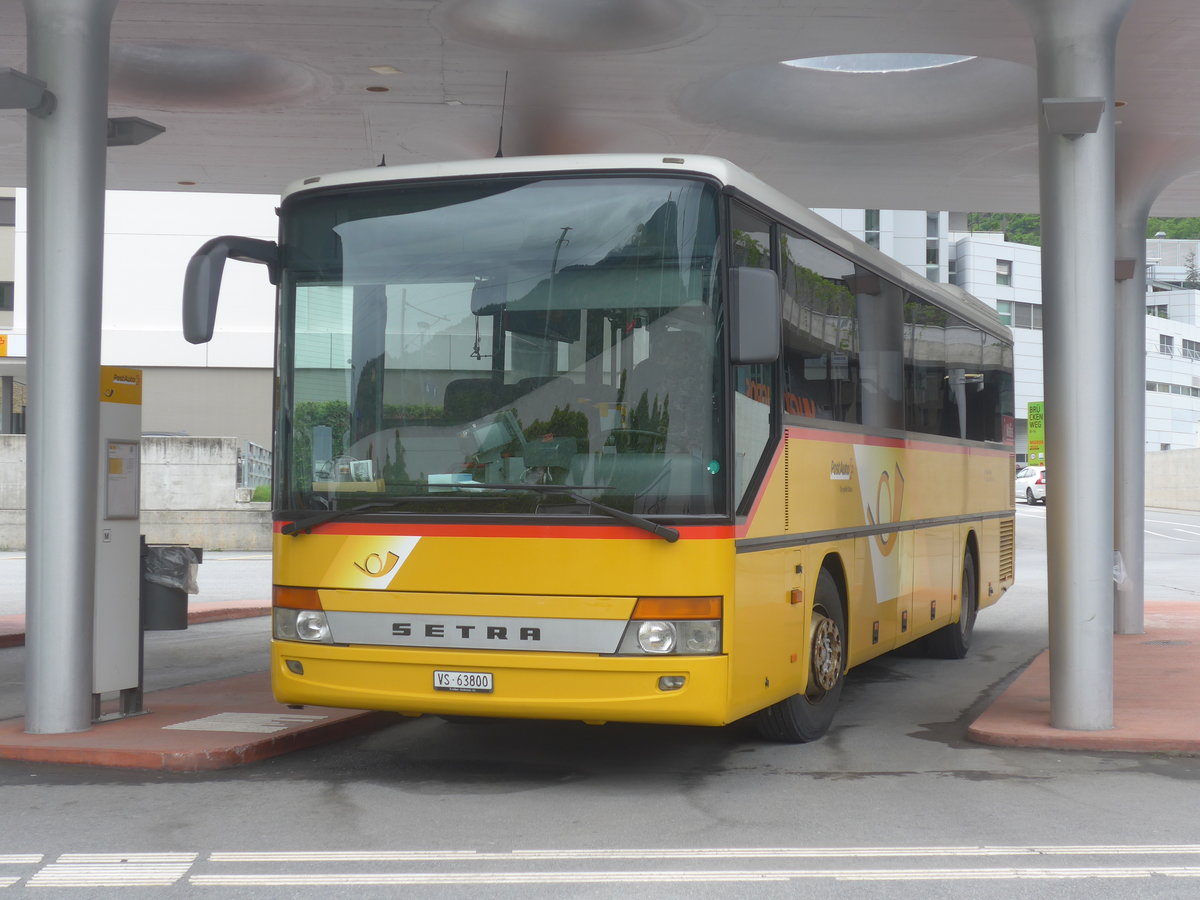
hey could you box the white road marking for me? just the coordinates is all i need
[211,844,1200,863]
[26,846,1200,888]
[28,853,197,887]
[188,866,1200,886]
[1144,529,1192,541]
[0,855,41,888]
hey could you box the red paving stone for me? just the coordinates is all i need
[968,601,1200,754]
[0,672,397,772]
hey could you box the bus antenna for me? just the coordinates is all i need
[495,71,508,158]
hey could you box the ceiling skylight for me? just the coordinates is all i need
[783,53,976,74]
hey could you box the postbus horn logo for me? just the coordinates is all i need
[866,464,905,557]
[354,551,401,578]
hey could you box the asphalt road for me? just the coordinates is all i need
[3,507,1200,897]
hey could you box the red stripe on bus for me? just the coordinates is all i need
[275,521,735,540]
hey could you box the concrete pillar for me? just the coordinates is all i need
[23,0,118,734]
[1013,0,1132,731]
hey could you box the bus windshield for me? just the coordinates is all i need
[276,174,726,518]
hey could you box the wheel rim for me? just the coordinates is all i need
[809,607,843,696]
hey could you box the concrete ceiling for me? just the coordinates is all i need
[3,0,1200,214]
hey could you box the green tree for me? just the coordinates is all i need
[965,213,1200,245]
[1146,217,1200,241]
[1184,252,1200,290]
[966,212,1041,246]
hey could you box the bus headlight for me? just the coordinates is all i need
[616,619,721,655]
[638,621,677,653]
[274,608,333,644]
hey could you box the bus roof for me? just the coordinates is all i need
[283,153,1010,342]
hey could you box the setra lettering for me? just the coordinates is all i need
[390,621,544,642]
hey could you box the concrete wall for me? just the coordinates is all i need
[1146,448,1200,511]
[0,434,23,549]
[0,435,270,550]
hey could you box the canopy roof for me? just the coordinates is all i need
[2,0,1200,213]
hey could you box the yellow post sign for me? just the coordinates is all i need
[0,334,7,357]
[1027,401,1045,464]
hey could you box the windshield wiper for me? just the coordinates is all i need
[464,483,680,543]
[282,485,680,543]
[281,497,450,536]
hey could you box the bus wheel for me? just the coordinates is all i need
[754,568,845,743]
[924,548,977,659]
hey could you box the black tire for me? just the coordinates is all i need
[925,547,977,659]
[754,568,845,743]
[1026,488,1038,506]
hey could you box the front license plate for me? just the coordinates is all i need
[433,670,493,693]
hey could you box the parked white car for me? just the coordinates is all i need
[1016,465,1046,504]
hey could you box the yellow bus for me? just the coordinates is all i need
[184,154,1015,742]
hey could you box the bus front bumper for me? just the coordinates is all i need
[271,641,732,727]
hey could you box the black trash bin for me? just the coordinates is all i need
[141,539,202,631]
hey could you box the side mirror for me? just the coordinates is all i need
[182,235,279,344]
[729,266,781,364]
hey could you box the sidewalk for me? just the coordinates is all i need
[0,601,400,771]
[967,600,1200,754]
[0,601,269,649]
[1,601,1199,771]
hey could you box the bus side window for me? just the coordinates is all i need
[731,204,775,511]
[780,230,863,425]
[904,293,948,436]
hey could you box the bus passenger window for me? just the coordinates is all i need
[780,230,862,425]
[904,293,949,436]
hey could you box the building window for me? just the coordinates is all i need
[0,198,14,228]
[1160,334,1174,356]
[0,283,12,313]
[1147,380,1200,397]
[864,209,880,248]
[1162,443,1172,451]
[1183,338,1200,360]
[996,300,1042,330]
[1149,304,1169,318]
[996,259,1012,286]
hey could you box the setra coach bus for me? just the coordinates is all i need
[183,154,1015,742]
